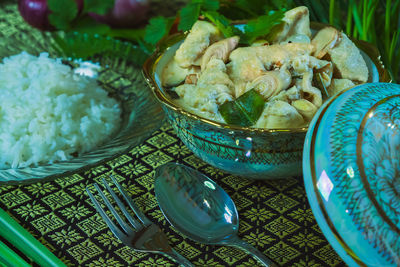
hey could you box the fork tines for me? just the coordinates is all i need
[86,176,148,239]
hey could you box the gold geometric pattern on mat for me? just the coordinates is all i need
[213,246,248,265]
[135,172,157,190]
[312,223,324,234]
[287,185,309,201]
[86,256,125,267]
[243,207,276,222]
[55,174,84,187]
[108,154,133,169]
[135,191,159,212]
[130,144,156,157]
[115,246,147,264]
[84,165,111,179]
[243,228,276,248]
[175,242,203,259]
[67,240,103,264]
[202,165,227,179]
[287,231,324,249]
[49,227,85,248]
[26,182,58,196]
[0,119,346,266]
[313,244,343,266]
[146,132,177,149]
[136,257,175,266]
[266,241,301,265]
[68,183,91,199]
[76,214,108,236]
[243,184,277,199]
[267,177,299,191]
[165,143,192,157]
[194,256,227,266]
[0,185,12,194]
[231,192,253,210]
[94,230,120,250]
[142,151,174,169]
[59,204,91,221]
[238,220,254,234]
[288,208,316,224]
[1,189,31,208]
[221,175,252,191]
[31,213,66,235]
[14,203,48,219]
[264,193,300,213]
[265,216,301,238]
[118,161,150,178]
[182,154,208,168]
[42,191,75,209]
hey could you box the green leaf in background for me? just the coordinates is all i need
[202,11,235,37]
[48,0,78,30]
[293,0,328,23]
[109,28,146,42]
[243,10,285,44]
[53,32,112,59]
[178,0,220,31]
[236,0,267,16]
[178,3,201,31]
[71,16,111,35]
[269,0,294,9]
[144,16,175,45]
[222,0,292,19]
[53,31,148,66]
[219,89,265,127]
[306,0,400,82]
[84,0,115,15]
[199,0,220,11]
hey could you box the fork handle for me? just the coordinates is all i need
[161,248,194,267]
[229,236,277,267]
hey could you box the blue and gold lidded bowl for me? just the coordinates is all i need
[303,82,400,266]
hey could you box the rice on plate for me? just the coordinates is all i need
[0,52,121,169]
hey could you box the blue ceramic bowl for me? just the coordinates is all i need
[143,34,389,180]
[303,82,400,266]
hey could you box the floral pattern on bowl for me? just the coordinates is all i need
[303,82,400,266]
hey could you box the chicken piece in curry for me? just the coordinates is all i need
[161,6,369,128]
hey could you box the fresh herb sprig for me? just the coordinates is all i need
[46,0,400,81]
[144,0,286,46]
[46,0,288,65]
[219,89,265,127]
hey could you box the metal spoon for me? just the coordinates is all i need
[154,162,277,267]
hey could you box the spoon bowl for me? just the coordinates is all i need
[154,162,277,266]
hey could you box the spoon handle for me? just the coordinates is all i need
[229,236,277,267]
[161,248,194,267]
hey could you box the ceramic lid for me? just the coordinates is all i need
[303,82,400,267]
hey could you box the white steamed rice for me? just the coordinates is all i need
[0,52,121,168]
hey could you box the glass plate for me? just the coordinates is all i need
[0,5,164,184]
[303,82,400,266]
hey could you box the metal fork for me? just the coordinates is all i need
[86,176,193,267]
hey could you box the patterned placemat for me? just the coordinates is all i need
[0,2,345,266]
[0,126,344,266]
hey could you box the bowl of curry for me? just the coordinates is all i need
[143,6,390,179]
